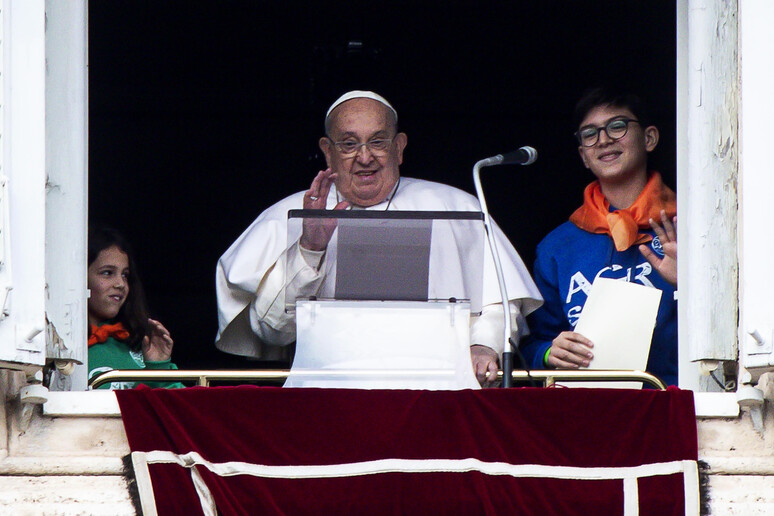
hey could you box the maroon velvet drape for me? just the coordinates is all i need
[117,386,697,515]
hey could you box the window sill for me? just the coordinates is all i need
[42,390,120,417]
[40,389,740,419]
[693,392,740,418]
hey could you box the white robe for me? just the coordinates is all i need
[215,177,543,361]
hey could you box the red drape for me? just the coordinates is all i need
[117,386,698,516]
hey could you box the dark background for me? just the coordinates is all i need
[89,1,676,369]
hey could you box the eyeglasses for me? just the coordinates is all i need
[329,137,395,157]
[575,118,640,147]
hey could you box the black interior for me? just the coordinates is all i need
[89,1,677,369]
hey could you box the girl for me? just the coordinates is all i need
[87,227,184,389]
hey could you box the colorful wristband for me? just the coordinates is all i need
[543,347,552,367]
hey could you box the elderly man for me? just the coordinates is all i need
[215,91,541,385]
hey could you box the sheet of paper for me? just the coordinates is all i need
[562,277,662,389]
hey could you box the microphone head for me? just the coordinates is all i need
[497,146,538,166]
[519,146,538,165]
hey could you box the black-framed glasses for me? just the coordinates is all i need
[575,118,640,147]
[329,137,395,157]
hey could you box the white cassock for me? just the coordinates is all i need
[215,177,543,385]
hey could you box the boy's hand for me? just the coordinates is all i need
[639,210,677,287]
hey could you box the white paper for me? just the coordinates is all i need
[563,277,662,389]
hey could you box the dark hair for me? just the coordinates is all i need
[88,226,149,349]
[573,86,652,129]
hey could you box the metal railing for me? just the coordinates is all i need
[89,368,666,390]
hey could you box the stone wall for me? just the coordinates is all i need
[698,377,774,515]
[0,371,135,515]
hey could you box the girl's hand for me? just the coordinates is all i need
[142,318,174,362]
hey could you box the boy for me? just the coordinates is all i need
[520,87,678,385]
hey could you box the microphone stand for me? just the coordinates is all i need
[473,155,515,387]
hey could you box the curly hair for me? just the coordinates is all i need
[88,226,150,349]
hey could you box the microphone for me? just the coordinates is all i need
[478,146,538,167]
[500,146,538,165]
[472,146,538,388]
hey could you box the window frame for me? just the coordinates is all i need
[36,2,764,421]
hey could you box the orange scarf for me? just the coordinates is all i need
[88,322,130,347]
[569,172,677,251]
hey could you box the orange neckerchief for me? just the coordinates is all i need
[569,172,677,251]
[88,321,130,347]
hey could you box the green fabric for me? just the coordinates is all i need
[88,335,185,390]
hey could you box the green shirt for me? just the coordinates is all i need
[88,335,185,390]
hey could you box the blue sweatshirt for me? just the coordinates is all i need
[520,221,678,386]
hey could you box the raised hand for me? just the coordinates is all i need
[299,168,349,251]
[639,210,677,287]
[142,318,174,362]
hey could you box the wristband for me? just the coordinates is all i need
[543,347,552,367]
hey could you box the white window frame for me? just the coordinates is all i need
[0,0,48,371]
[737,1,774,380]
[676,1,774,418]
[676,0,742,417]
[44,0,89,391]
[41,2,770,419]
[0,1,88,387]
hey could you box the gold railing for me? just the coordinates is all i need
[89,369,666,390]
